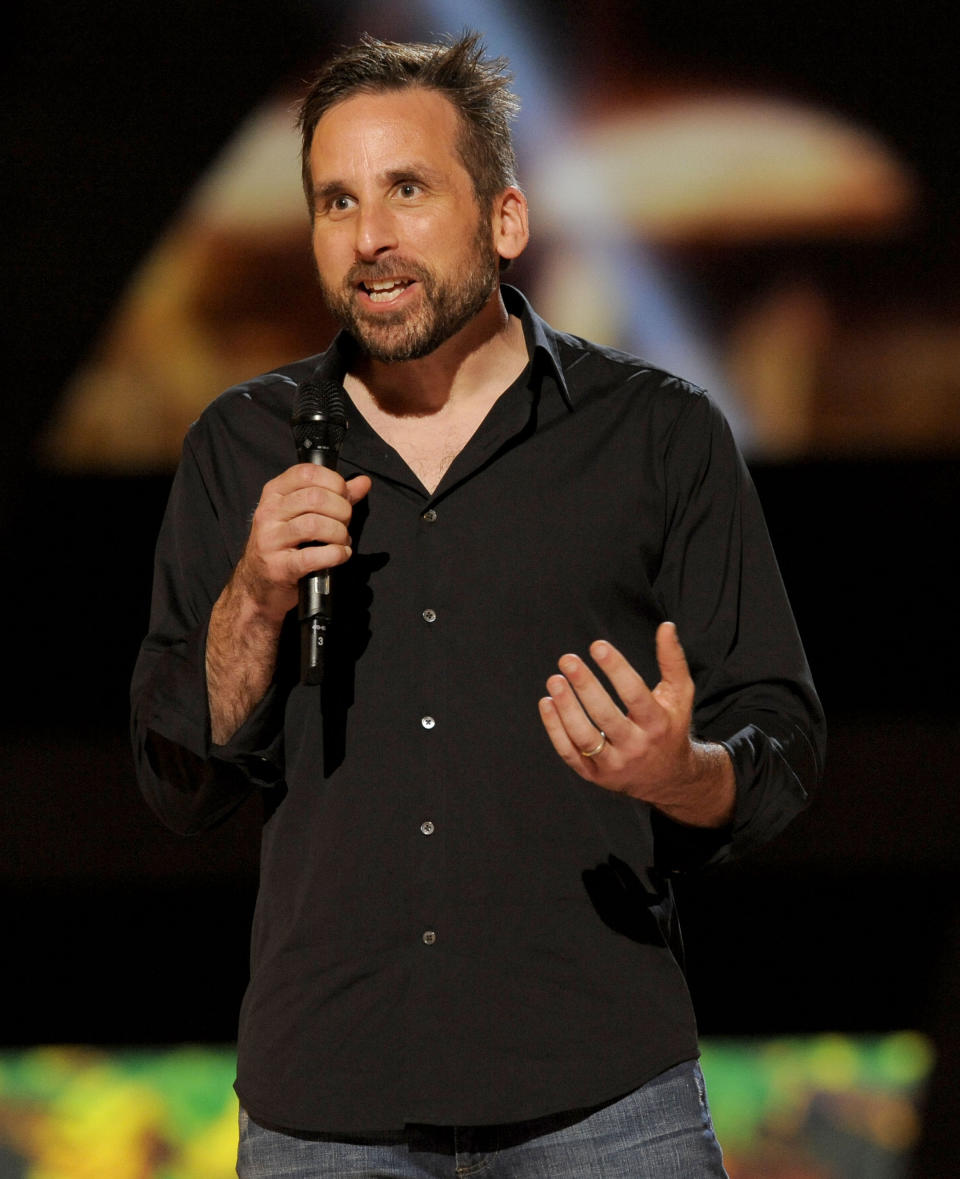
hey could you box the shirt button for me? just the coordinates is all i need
[421,608,437,623]
[422,509,438,522]
[420,820,435,836]
[421,716,436,730]
[422,930,437,945]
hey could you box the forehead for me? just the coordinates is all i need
[309,87,467,181]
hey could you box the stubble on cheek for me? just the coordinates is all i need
[313,220,499,363]
[327,275,436,362]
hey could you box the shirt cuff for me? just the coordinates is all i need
[210,686,285,788]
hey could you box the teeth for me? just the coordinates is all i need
[363,278,412,304]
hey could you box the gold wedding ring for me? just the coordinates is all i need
[580,731,607,758]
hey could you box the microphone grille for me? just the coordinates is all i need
[292,378,348,452]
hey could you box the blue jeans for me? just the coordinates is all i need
[236,1060,728,1177]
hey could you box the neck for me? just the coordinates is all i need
[345,289,527,418]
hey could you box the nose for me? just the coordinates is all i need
[354,201,398,262]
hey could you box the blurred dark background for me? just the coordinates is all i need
[5,3,958,1175]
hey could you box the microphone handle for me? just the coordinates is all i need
[298,446,338,686]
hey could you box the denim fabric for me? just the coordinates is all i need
[236,1059,728,1177]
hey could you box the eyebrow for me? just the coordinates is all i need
[312,163,447,204]
[312,179,350,204]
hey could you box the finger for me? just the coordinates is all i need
[544,668,610,753]
[272,483,356,525]
[267,463,351,499]
[557,649,646,742]
[538,695,599,770]
[346,474,372,504]
[262,474,370,528]
[654,623,695,713]
[281,512,352,549]
[289,538,354,578]
[655,621,690,683]
[586,640,659,729]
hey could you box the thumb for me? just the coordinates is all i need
[347,474,373,504]
[656,621,691,690]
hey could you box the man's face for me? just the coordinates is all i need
[307,87,500,363]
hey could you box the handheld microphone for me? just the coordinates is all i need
[291,377,349,685]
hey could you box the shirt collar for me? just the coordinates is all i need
[309,284,574,412]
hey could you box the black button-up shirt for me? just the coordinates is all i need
[131,286,825,1133]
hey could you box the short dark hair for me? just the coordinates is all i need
[296,31,520,216]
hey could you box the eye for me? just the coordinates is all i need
[317,192,357,218]
[397,182,422,199]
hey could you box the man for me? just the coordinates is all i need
[132,31,825,1178]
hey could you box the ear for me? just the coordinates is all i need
[491,186,529,264]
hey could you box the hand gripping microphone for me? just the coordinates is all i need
[290,377,349,685]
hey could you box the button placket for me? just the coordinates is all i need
[414,499,445,969]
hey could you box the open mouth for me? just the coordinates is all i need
[359,278,415,304]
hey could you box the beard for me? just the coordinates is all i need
[317,222,500,363]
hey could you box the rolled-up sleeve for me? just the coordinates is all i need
[131,431,286,835]
[650,391,826,870]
